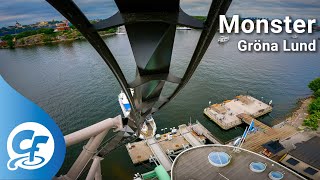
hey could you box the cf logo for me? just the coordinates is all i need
[7,122,55,170]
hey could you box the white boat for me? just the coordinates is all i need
[116,26,126,35]
[233,137,242,146]
[291,34,298,39]
[177,26,191,30]
[118,90,157,139]
[218,36,229,43]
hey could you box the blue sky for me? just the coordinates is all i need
[0,0,319,27]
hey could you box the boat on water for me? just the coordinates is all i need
[291,34,298,39]
[118,90,157,139]
[218,36,229,43]
[177,26,191,30]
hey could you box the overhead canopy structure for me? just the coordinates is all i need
[46,0,233,155]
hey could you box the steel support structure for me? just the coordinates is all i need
[47,0,232,170]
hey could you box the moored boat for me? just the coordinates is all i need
[118,90,157,139]
[218,36,229,43]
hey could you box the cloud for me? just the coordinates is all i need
[0,0,319,27]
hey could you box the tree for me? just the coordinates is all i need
[193,16,206,22]
[1,34,13,41]
[308,77,320,92]
[38,28,54,35]
[7,40,14,49]
[303,112,320,130]
[314,89,320,98]
[105,27,116,33]
[70,24,76,29]
[308,98,320,114]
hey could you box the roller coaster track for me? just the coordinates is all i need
[46,0,232,157]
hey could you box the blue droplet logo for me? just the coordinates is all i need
[0,75,66,179]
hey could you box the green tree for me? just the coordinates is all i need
[1,34,14,41]
[7,40,14,49]
[193,16,206,22]
[70,24,76,29]
[37,28,54,35]
[315,89,320,98]
[20,39,25,45]
[303,112,320,130]
[308,77,320,92]
[105,27,116,33]
[309,98,320,114]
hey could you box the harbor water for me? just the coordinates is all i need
[0,30,319,179]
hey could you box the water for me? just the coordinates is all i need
[0,30,319,179]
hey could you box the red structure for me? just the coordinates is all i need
[54,20,70,32]
[0,40,7,47]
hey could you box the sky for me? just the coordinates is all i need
[0,0,319,27]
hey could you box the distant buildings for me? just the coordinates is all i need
[37,21,49,27]
[54,20,70,32]
[0,20,64,37]
[15,21,23,28]
[280,136,320,179]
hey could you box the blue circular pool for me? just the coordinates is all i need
[269,171,284,180]
[208,152,231,167]
[249,162,266,173]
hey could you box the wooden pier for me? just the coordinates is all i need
[242,124,297,153]
[191,121,223,144]
[237,113,271,131]
[146,137,172,171]
[204,95,272,130]
[233,113,297,153]
[179,124,203,147]
[125,122,220,167]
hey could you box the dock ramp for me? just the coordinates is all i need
[179,125,203,147]
[146,138,172,171]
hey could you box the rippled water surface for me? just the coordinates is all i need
[0,31,319,179]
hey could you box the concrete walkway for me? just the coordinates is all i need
[179,125,203,147]
[146,137,172,171]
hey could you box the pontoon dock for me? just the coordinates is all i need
[204,95,272,130]
[126,121,221,170]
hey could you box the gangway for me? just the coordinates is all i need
[146,138,173,171]
[179,124,203,147]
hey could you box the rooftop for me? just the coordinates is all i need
[289,136,320,169]
[171,145,304,180]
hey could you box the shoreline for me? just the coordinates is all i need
[283,96,313,128]
[223,96,313,145]
[0,32,116,49]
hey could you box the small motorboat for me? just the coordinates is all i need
[218,36,229,43]
[118,90,157,139]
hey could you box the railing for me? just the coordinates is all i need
[56,115,123,180]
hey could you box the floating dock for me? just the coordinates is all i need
[126,121,220,170]
[204,95,272,130]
